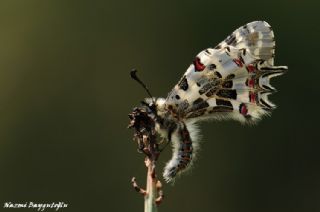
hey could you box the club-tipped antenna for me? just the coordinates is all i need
[130,69,155,103]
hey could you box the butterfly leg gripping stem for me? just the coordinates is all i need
[131,177,147,196]
[155,180,164,206]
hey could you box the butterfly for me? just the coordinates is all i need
[129,21,288,183]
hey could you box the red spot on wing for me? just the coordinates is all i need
[249,92,256,103]
[233,58,244,67]
[247,78,255,88]
[246,64,255,72]
[239,103,248,115]
[193,57,206,72]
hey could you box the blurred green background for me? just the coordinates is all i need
[0,0,319,211]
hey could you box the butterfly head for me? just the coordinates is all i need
[128,70,161,154]
[128,104,156,153]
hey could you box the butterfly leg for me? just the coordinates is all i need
[131,177,146,196]
[155,179,164,205]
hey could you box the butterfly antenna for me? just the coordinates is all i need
[130,69,155,103]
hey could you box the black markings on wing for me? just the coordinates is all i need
[222,80,233,88]
[260,66,288,71]
[222,74,235,88]
[208,64,217,70]
[186,109,207,118]
[225,33,237,45]
[225,74,235,80]
[214,71,222,78]
[217,21,276,66]
[214,44,222,49]
[184,98,210,118]
[210,106,233,113]
[193,98,208,107]
[205,49,211,54]
[211,99,234,113]
[198,79,220,95]
[182,61,287,121]
[259,98,273,110]
[262,85,273,91]
[178,75,189,91]
[216,89,237,99]
[165,21,287,123]
[205,88,218,97]
[216,99,233,107]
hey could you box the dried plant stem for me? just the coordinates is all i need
[144,158,157,212]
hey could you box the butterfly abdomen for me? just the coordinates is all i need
[162,122,193,183]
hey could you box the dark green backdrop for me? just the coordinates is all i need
[0,0,319,212]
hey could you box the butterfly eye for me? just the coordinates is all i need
[193,57,206,72]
